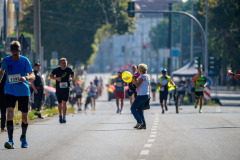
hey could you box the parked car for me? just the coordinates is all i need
[107,75,129,101]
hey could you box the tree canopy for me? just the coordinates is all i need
[20,0,135,65]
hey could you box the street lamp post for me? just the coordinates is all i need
[129,10,208,76]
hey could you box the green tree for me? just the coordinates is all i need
[20,0,135,65]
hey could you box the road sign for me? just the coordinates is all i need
[50,59,58,68]
[172,49,179,57]
[206,77,211,87]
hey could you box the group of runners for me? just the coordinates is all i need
[0,40,235,148]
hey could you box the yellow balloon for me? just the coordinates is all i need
[122,71,133,83]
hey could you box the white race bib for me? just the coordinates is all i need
[60,82,68,88]
[8,74,21,84]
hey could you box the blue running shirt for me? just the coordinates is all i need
[1,55,33,96]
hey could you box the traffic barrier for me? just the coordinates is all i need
[204,87,211,100]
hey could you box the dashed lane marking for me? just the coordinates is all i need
[150,135,156,138]
[144,144,152,148]
[148,139,155,143]
[140,150,149,155]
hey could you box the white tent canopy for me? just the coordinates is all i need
[172,60,198,77]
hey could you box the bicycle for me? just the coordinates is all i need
[173,85,179,114]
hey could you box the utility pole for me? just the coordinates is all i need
[156,19,159,79]
[34,0,41,64]
[168,3,173,74]
[190,0,194,61]
[3,0,8,53]
[205,0,208,76]
[179,2,183,67]
[141,24,144,63]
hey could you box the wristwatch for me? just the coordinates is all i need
[25,76,28,80]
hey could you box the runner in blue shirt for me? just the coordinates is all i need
[0,41,35,149]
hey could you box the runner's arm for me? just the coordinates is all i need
[228,72,240,79]
[132,78,143,87]
[69,72,75,82]
[170,79,175,86]
[0,68,5,83]
[26,72,35,81]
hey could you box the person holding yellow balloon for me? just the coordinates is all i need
[123,64,150,129]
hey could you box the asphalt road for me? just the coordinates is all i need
[0,73,240,160]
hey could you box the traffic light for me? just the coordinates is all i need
[194,57,202,69]
[142,43,146,49]
[127,1,135,18]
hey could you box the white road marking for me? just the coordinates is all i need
[144,144,152,148]
[140,150,149,155]
[148,139,155,142]
[153,123,158,126]
[150,135,156,138]
[151,132,157,134]
[151,128,157,131]
[152,126,157,128]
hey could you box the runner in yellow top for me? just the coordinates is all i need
[192,68,208,113]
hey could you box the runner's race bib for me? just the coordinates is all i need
[60,82,68,88]
[8,74,21,84]
[116,82,123,87]
[197,87,203,91]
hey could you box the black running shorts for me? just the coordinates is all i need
[160,91,168,103]
[5,94,29,113]
[56,88,70,103]
[195,91,203,98]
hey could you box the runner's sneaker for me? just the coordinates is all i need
[165,106,168,111]
[116,108,120,114]
[199,109,202,113]
[20,136,28,148]
[162,110,165,114]
[62,117,66,123]
[194,103,198,109]
[59,116,63,124]
[4,140,14,149]
[120,110,123,114]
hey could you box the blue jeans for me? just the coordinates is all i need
[131,95,149,125]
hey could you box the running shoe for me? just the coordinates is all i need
[141,124,146,129]
[62,117,66,123]
[194,104,197,109]
[116,108,120,114]
[165,106,168,111]
[20,137,28,148]
[136,124,144,130]
[1,128,7,132]
[162,110,165,114]
[120,110,123,114]
[59,116,63,124]
[134,123,142,129]
[4,140,14,149]
[199,109,202,113]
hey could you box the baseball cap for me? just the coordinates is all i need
[34,62,41,66]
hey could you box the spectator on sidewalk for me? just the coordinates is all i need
[31,63,44,119]
[151,79,157,101]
